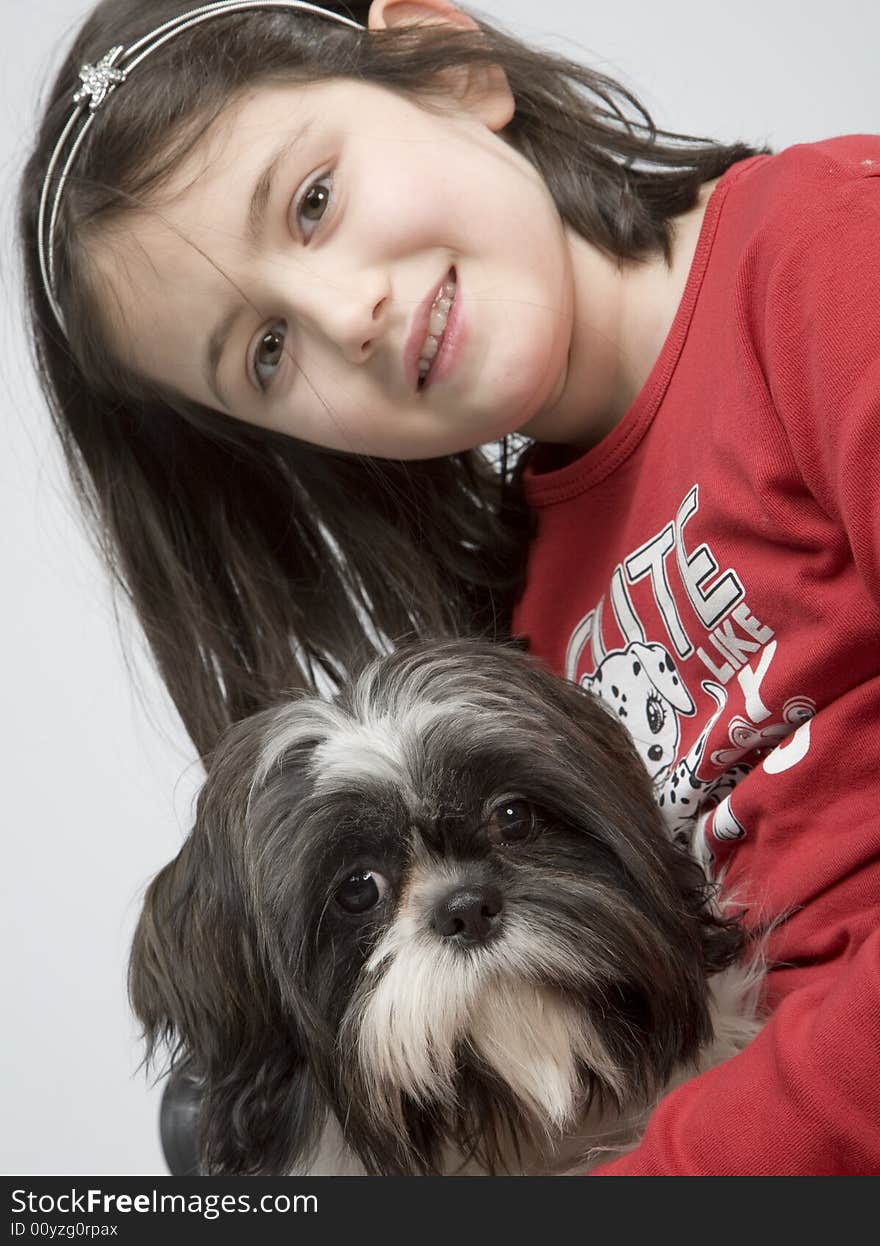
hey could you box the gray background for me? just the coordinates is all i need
[1,0,877,1175]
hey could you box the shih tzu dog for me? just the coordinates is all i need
[130,639,763,1176]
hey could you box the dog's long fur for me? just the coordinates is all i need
[130,639,762,1175]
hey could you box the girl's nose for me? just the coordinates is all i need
[282,265,391,363]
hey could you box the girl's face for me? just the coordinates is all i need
[94,74,594,459]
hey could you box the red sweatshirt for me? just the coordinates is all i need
[512,135,880,1174]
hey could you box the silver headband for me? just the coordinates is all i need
[37,1,365,335]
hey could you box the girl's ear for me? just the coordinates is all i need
[368,0,476,28]
[367,0,515,131]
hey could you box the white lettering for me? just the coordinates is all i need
[626,524,693,658]
[737,640,777,724]
[564,607,598,680]
[713,618,762,666]
[732,602,775,644]
[763,717,813,774]
[696,646,736,683]
[710,629,743,668]
[610,566,644,644]
[676,486,744,627]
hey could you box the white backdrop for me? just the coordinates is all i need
[1,0,877,1175]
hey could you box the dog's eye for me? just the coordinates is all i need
[335,869,389,914]
[486,799,535,846]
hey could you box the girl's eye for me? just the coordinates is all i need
[486,798,536,847]
[296,172,333,241]
[334,869,390,915]
[249,171,335,392]
[253,321,287,391]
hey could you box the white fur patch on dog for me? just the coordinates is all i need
[250,699,345,809]
[254,688,500,806]
[346,862,622,1132]
[353,866,491,1113]
[468,979,617,1133]
[309,718,411,793]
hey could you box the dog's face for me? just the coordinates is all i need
[131,640,742,1175]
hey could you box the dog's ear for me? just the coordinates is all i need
[129,814,325,1175]
[688,870,748,978]
[505,651,750,976]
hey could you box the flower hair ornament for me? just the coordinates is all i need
[37,1,365,336]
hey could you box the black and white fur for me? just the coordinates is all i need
[130,639,763,1175]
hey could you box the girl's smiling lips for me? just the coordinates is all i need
[405,267,457,391]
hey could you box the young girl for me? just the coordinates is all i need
[19,0,879,1175]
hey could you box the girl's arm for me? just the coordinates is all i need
[594,139,880,1176]
[591,922,880,1174]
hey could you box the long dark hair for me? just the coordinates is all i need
[19,0,765,760]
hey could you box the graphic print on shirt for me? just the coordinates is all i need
[575,596,696,781]
[565,485,816,851]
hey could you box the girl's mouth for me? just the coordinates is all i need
[417,269,457,389]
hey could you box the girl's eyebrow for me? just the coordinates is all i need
[245,120,315,248]
[203,121,314,407]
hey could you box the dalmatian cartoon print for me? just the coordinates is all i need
[575,615,751,851]
[655,681,751,855]
[580,641,694,782]
[563,502,816,858]
[563,570,807,852]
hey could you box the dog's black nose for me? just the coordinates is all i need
[433,885,503,943]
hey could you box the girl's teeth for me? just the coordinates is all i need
[419,277,457,377]
[429,305,448,335]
